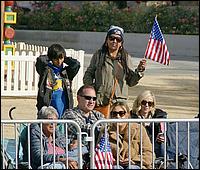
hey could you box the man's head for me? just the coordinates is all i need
[47,44,66,67]
[77,85,97,113]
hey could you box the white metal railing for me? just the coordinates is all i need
[90,118,199,169]
[1,119,199,169]
[1,119,83,169]
[1,48,84,97]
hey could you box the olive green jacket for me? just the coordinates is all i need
[83,49,144,106]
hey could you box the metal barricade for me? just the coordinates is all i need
[1,118,199,169]
[1,119,83,169]
[90,118,199,169]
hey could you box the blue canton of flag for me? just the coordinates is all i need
[144,16,170,65]
[94,135,114,169]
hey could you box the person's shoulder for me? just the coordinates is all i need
[30,123,40,133]
[36,55,49,65]
[30,123,39,128]
[92,48,103,56]
[55,128,65,138]
[153,108,168,118]
[37,54,48,60]
[92,110,105,119]
[62,107,79,119]
[130,110,139,119]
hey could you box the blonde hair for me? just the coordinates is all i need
[109,101,130,118]
[132,90,156,116]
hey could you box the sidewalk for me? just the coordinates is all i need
[1,54,199,121]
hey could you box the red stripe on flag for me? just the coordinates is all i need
[152,40,160,61]
[156,41,163,62]
[144,38,151,58]
[148,39,156,60]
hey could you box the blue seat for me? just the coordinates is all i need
[166,121,199,169]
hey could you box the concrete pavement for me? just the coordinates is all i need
[1,53,199,121]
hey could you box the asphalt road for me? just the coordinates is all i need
[84,54,199,118]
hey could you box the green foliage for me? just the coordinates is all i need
[14,2,199,35]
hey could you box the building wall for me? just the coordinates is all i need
[14,30,199,59]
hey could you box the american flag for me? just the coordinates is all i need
[144,17,170,65]
[94,135,114,169]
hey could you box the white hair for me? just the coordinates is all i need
[37,106,59,119]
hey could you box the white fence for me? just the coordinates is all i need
[1,43,84,97]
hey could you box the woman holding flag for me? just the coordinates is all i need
[83,25,146,118]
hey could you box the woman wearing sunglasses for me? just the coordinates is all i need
[98,101,154,169]
[131,90,168,158]
[30,106,78,169]
[83,25,146,118]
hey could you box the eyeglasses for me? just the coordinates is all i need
[111,111,126,118]
[80,95,97,101]
[108,36,122,43]
[141,100,154,107]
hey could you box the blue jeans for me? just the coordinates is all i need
[50,89,66,119]
[155,142,165,157]
[68,146,89,162]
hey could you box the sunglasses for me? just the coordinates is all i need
[80,95,97,101]
[47,117,57,125]
[111,111,126,118]
[141,100,154,107]
[108,36,122,43]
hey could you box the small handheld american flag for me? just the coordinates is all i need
[144,16,170,65]
[94,135,114,169]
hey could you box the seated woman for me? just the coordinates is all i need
[131,90,168,158]
[97,101,154,169]
[30,106,78,169]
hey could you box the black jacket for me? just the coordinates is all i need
[35,55,80,111]
[131,108,168,142]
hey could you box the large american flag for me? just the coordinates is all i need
[144,17,170,65]
[94,135,114,169]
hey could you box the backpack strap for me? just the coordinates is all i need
[109,78,118,104]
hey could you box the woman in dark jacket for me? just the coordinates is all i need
[131,90,168,158]
[35,44,80,118]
